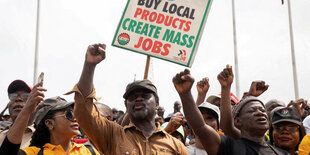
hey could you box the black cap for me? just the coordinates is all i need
[271,107,302,126]
[34,97,74,126]
[123,80,157,99]
[7,80,31,94]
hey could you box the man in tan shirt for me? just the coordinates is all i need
[67,43,187,155]
[0,80,35,148]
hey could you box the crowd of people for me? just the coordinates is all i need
[0,43,309,155]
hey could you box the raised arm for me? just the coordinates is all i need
[173,69,220,155]
[196,77,210,106]
[74,43,117,154]
[218,65,241,139]
[78,44,106,97]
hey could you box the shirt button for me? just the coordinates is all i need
[125,151,129,155]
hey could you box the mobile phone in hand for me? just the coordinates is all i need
[38,72,44,86]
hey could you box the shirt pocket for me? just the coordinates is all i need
[155,148,178,155]
[117,145,137,155]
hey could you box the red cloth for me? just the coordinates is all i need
[73,139,88,144]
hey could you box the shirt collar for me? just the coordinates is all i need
[43,142,82,151]
[124,121,166,136]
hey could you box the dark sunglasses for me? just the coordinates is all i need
[8,93,29,101]
[273,125,299,132]
[53,110,75,122]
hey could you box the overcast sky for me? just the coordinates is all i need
[0,0,309,117]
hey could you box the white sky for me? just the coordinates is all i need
[0,0,309,117]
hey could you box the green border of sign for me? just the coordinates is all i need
[112,0,212,67]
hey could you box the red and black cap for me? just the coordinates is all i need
[7,80,32,94]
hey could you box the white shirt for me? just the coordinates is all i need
[187,145,207,155]
[303,115,310,134]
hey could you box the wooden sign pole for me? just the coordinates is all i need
[143,56,151,79]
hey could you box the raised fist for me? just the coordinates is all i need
[85,43,106,65]
[217,65,234,88]
[173,69,195,95]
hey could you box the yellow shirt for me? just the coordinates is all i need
[218,129,224,135]
[66,84,188,155]
[298,133,310,155]
[22,142,99,155]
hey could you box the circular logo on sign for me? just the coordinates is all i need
[118,33,130,45]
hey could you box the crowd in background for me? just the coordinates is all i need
[0,43,310,155]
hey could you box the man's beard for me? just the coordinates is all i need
[132,109,148,120]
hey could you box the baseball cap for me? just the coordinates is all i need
[206,93,239,105]
[198,102,221,121]
[33,96,74,126]
[271,107,302,126]
[7,80,32,94]
[232,96,265,118]
[123,80,158,99]
[230,93,239,105]
[206,95,221,104]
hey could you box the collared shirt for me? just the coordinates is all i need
[22,142,99,155]
[0,124,35,148]
[66,84,188,155]
[0,121,12,130]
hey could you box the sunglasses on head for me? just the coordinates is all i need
[53,110,75,122]
[8,93,29,101]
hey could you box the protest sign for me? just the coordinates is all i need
[112,0,213,67]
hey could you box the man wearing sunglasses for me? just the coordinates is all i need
[67,43,187,154]
[0,80,34,148]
